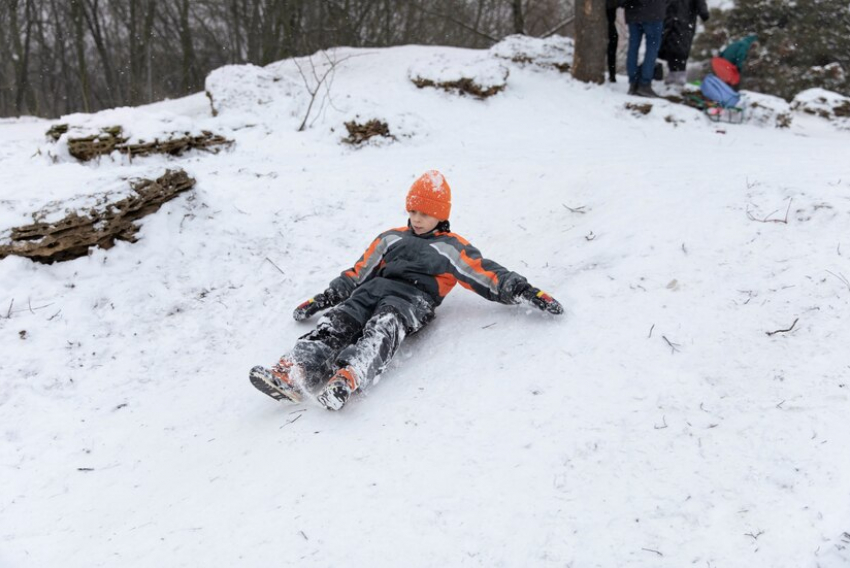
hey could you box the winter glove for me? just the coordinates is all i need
[517,284,564,315]
[292,287,345,321]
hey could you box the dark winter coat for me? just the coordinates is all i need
[623,0,667,24]
[658,0,710,66]
[328,223,528,329]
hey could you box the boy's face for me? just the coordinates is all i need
[408,210,441,235]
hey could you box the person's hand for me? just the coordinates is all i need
[517,284,564,315]
[292,288,345,321]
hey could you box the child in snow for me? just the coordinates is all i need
[249,170,564,410]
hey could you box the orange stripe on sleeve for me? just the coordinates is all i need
[458,249,500,286]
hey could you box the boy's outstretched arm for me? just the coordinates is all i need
[292,229,402,321]
[435,237,563,315]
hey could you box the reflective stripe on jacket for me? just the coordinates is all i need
[329,225,528,307]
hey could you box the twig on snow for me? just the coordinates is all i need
[682,243,688,255]
[648,324,655,338]
[9,302,55,315]
[826,270,850,291]
[766,318,799,336]
[654,416,668,429]
[562,203,587,214]
[641,548,664,556]
[744,530,765,540]
[5,299,13,318]
[482,322,497,329]
[264,257,285,275]
[746,199,792,224]
[662,335,680,353]
[280,414,303,428]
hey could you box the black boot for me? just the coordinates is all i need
[635,83,659,98]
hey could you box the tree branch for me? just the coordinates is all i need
[408,3,499,43]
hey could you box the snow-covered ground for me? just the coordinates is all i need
[1,41,849,568]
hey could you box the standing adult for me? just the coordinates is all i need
[606,0,620,83]
[623,0,667,97]
[658,0,710,85]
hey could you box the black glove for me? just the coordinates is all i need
[517,284,564,315]
[292,287,345,321]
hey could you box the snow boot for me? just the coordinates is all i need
[249,359,303,403]
[635,83,659,98]
[317,367,359,411]
[665,70,687,86]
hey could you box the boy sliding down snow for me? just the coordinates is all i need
[249,170,563,411]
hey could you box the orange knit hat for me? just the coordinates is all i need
[406,170,452,221]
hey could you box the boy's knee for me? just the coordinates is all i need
[302,309,362,346]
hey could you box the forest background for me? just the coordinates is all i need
[1,0,848,119]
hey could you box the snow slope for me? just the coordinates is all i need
[1,41,849,568]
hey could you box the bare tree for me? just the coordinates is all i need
[0,0,582,118]
[69,0,92,112]
[293,50,353,132]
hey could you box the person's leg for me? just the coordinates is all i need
[333,304,407,392]
[626,22,643,91]
[666,53,687,85]
[607,7,619,82]
[288,309,363,390]
[316,304,409,410]
[639,20,664,85]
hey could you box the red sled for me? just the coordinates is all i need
[711,57,740,86]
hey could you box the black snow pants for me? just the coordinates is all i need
[288,277,435,391]
[607,7,619,81]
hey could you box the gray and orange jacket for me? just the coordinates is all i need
[328,223,528,328]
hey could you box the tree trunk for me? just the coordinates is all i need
[511,0,525,35]
[83,0,119,107]
[143,0,156,103]
[572,0,607,84]
[179,0,198,93]
[70,0,91,112]
[10,0,38,114]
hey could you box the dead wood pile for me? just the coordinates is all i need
[506,55,570,73]
[343,119,394,145]
[411,76,506,99]
[625,102,653,115]
[0,169,195,264]
[46,125,233,162]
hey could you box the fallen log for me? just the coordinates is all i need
[0,169,196,264]
[46,124,233,162]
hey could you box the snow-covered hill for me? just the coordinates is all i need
[1,40,849,568]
